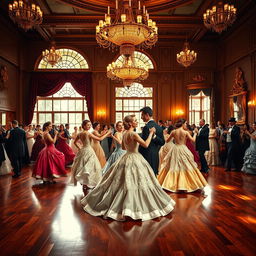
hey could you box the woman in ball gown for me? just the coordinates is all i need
[205,123,220,166]
[184,123,200,165]
[101,124,110,159]
[240,124,251,160]
[81,115,175,221]
[26,124,35,158]
[70,120,111,190]
[158,119,208,193]
[91,122,107,168]
[102,121,126,175]
[32,122,67,183]
[56,124,75,166]
[242,122,256,174]
[70,126,82,155]
[30,125,45,162]
[158,125,175,170]
[0,132,12,176]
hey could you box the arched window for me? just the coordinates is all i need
[37,48,89,69]
[115,51,154,70]
[32,83,89,130]
[115,83,153,131]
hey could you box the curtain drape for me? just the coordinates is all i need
[188,88,212,96]
[25,72,93,125]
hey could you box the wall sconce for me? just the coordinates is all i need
[97,109,106,121]
[248,100,256,107]
[175,109,184,116]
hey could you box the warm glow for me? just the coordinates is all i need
[175,109,184,116]
[8,0,43,31]
[236,195,254,201]
[203,1,236,33]
[96,0,158,55]
[217,185,237,190]
[97,109,106,118]
[238,216,256,224]
[248,100,256,107]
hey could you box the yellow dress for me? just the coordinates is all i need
[158,143,208,192]
[91,133,106,168]
[158,135,174,170]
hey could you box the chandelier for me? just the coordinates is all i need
[42,43,62,67]
[203,2,236,33]
[8,0,43,31]
[176,42,197,68]
[107,54,148,87]
[96,0,158,56]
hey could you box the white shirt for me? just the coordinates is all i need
[226,126,233,142]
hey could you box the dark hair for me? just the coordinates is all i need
[12,120,18,125]
[167,125,174,134]
[82,120,91,129]
[186,123,193,131]
[65,123,69,127]
[43,121,51,131]
[115,121,123,129]
[59,124,64,131]
[140,106,153,117]
[123,115,135,130]
[175,119,186,128]
[102,124,108,130]
[93,122,100,129]
[158,120,164,125]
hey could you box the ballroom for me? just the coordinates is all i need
[0,0,256,255]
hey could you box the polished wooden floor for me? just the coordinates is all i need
[0,166,256,256]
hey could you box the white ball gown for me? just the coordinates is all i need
[26,130,35,158]
[70,132,102,188]
[0,145,12,175]
[81,131,175,221]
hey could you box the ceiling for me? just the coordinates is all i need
[1,0,255,44]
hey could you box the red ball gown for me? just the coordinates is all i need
[32,135,67,181]
[56,133,75,166]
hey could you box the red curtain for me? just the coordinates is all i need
[25,72,93,125]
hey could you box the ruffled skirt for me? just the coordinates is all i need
[32,144,66,181]
[158,144,207,192]
[70,146,102,187]
[81,152,175,221]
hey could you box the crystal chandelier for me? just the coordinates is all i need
[96,0,158,56]
[203,2,236,33]
[176,42,197,68]
[8,0,43,31]
[42,43,62,67]
[107,54,148,86]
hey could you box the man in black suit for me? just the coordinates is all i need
[195,119,210,173]
[225,117,241,172]
[65,123,72,144]
[7,120,27,178]
[139,106,165,175]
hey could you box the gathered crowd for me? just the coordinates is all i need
[0,107,255,221]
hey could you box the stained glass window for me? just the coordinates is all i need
[38,48,89,69]
[115,83,153,131]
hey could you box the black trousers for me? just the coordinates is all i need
[226,142,241,170]
[198,150,209,172]
[10,156,23,175]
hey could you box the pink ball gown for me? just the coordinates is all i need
[186,139,200,165]
[32,134,67,181]
[56,134,75,166]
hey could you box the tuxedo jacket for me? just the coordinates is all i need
[8,127,27,158]
[139,120,165,174]
[196,125,209,151]
[230,125,241,146]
